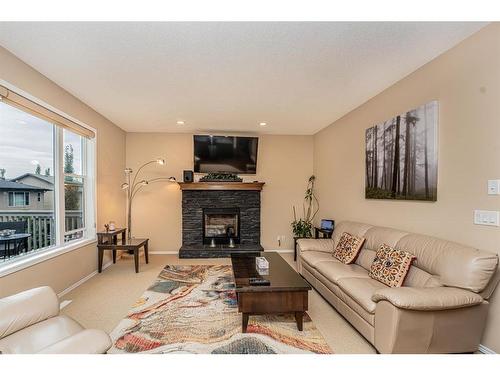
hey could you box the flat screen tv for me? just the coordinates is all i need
[194,135,258,174]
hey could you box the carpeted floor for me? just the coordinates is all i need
[62,253,376,353]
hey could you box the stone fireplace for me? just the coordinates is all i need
[179,182,264,258]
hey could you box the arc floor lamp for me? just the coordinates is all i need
[121,158,176,240]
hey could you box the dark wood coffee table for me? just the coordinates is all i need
[231,252,312,333]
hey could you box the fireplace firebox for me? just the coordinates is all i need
[203,208,240,245]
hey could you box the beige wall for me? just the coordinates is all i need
[313,24,500,351]
[0,46,126,298]
[126,133,313,252]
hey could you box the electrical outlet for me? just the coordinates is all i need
[474,210,500,226]
[276,235,286,247]
[488,180,500,195]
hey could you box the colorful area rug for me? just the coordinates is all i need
[109,264,332,354]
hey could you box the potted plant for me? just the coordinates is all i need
[291,175,319,238]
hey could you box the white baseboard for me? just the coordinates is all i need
[59,300,72,309]
[478,344,496,354]
[57,260,112,298]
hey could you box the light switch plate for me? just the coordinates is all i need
[488,180,500,195]
[474,210,500,226]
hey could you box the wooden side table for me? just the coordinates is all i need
[96,228,127,264]
[97,238,149,273]
[314,227,334,239]
[294,236,308,261]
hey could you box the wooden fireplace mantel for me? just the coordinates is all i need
[178,181,265,191]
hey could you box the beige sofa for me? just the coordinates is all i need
[297,221,499,354]
[0,286,112,354]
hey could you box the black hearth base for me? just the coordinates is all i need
[179,244,264,258]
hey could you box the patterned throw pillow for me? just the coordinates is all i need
[369,244,416,287]
[332,232,365,264]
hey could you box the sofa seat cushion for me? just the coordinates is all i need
[38,329,112,354]
[301,251,338,268]
[0,315,83,354]
[314,270,376,325]
[315,260,370,284]
[337,277,388,313]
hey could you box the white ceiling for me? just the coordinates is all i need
[0,22,487,135]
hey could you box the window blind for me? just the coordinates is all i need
[0,84,95,139]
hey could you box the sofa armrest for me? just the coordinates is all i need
[0,286,60,339]
[38,329,112,354]
[297,238,333,253]
[372,287,484,311]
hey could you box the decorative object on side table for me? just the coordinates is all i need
[291,175,319,261]
[121,157,177,240]
[199,172,243,182]
[291,175,319,238]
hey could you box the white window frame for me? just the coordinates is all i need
[59,129,96,243]
[0,81,97,278]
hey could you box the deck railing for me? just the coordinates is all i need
[0,210,83,254]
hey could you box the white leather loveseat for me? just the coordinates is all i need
[0,286,111,354]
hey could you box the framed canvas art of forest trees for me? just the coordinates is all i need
[365,101,438,201]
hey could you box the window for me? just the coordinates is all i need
[64,129,85,242]
[0,86,96,268]
[8,192,30,207]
